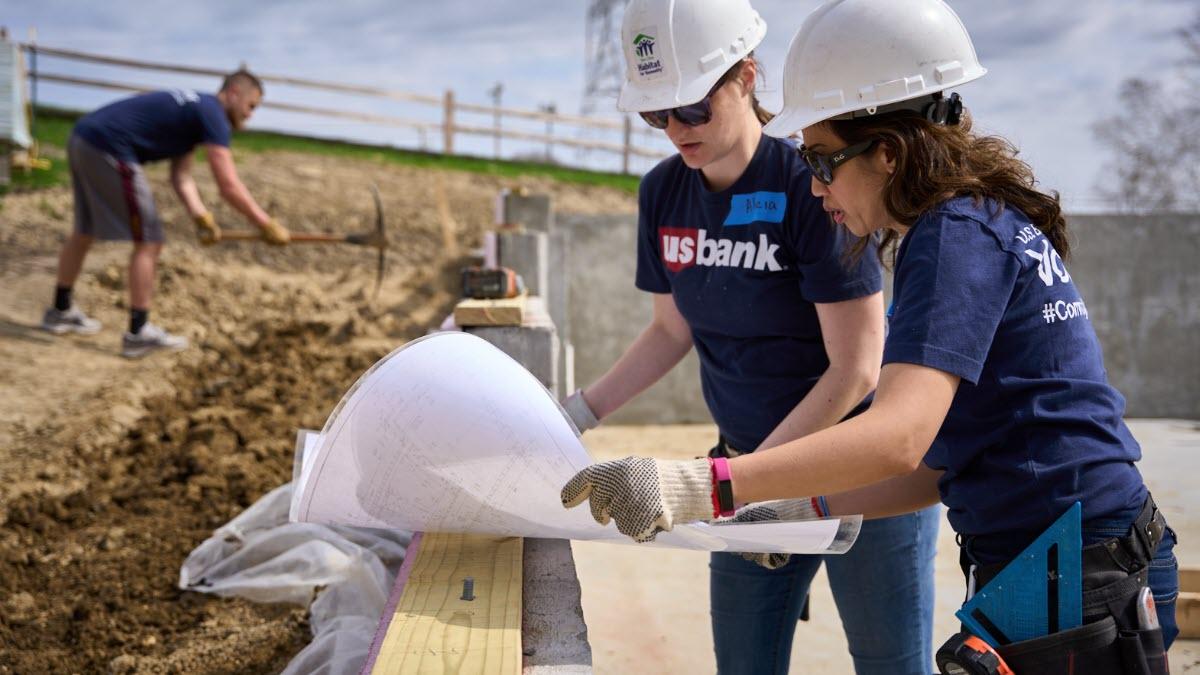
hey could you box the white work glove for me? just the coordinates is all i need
[720,499,822,569]
[561,457,712,542]
[562,389,600,436]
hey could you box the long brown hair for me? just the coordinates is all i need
[827,109,1069,263]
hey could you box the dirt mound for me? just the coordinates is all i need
[0,147,636,672]
[0,288,422,673]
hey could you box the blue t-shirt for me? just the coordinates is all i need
[885,196,1145,558]
[74,90,232,164]
[636,134,882,451]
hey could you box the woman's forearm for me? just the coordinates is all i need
[754,362,876,451]
[824,463,942,519]
[730,362,959,504]
[583,320,692,419]
[755,293,883,450]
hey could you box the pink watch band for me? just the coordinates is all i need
[710,456,736,517]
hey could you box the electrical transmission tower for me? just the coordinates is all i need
[582,0,629,115]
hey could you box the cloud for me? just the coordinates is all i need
[7,0,1196,206]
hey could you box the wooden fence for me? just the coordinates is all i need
[19,43,670,173]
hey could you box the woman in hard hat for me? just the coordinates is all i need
[563,0,1179,665]
[560,0,938,672]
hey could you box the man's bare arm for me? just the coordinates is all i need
[205,144,270,228]
[170,152,207,218]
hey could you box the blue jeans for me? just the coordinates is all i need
[710,506,940,675]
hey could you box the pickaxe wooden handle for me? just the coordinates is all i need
[219,231,359,243]
[215,184,388,293]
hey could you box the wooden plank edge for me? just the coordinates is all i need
[1178,566,1199,593]
[1178,590,1200,640]
[362,531,424,674]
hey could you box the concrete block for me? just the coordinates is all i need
[502,191,555,232]
[466,296,559,393]
[498,230,578,399]
[546,229,571,343]
[499,231,550,299]
[521,538,593,673]
[562,342,576,399]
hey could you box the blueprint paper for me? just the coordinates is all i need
[290,332,859,554]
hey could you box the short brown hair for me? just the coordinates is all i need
[221,69,263,96]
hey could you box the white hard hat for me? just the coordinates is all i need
[763,0,986,138]
[617,0,767,113]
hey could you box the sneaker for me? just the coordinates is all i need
[121,322,189,358]
[41,306,102,335]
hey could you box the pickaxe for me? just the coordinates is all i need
[218,185,388,294]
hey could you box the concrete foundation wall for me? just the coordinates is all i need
[562,211,1200,422]
[560,213,710,425]
[1065,214,1200,418]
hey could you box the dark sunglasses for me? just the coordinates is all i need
[640,98,716,130]
[798,139,878,185]
[638,68,739,130]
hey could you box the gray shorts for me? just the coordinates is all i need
[68,134,164,242]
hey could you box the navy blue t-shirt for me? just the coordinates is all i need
[884,197,1145,558]
[74,90,232,164]
[636,134,882,451]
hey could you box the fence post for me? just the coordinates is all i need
[621,115,632,175]
[487,82,503,159]
[27,27,37,140]
[442,89,454,156]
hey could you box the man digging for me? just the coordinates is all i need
[41,69,290,357]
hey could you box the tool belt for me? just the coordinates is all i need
[708,435,744,459]
[956,495,1169,675]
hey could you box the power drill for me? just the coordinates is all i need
[936,632,1014,675]
[461,266,525,299]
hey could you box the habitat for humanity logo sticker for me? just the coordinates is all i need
[632,27,663,78]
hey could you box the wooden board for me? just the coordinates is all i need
[1178,566,1200,593]
[371,532,524,674]
[1176,567,1200,639]
[1179,591,1200,639]
[454,296,526,327]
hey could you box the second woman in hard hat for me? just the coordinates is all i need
[563,0,1179,669]
[560,0,938,672]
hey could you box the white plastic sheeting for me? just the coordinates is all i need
[0,38,33,148]
[179,482,409,675]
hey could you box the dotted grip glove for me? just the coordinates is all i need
[723,498,821,569]
[561,457,713,542]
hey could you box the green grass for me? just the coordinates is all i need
[232,130,641,192]
[2,107,641,196]
[0,113,73,196]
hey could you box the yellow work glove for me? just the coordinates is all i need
[260,218,290,245]
[193,212,221,245]
[719,498,823,569]
[561,457,713,542]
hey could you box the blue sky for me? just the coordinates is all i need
[4,0,1196,211]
